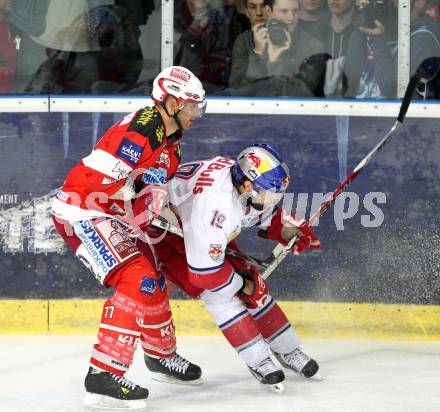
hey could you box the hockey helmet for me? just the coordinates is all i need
[232,143,290,209]
[151,66,207,117]
[233,143,290,192]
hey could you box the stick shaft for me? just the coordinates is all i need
[261,74,420,280]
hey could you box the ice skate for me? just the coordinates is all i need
[83,367,148,410]
[274,348,322,381]
[144,353,203,385]
[248,356,285,394]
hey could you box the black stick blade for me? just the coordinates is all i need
[397,74,420,124]
[416,57,440,81]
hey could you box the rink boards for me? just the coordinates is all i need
[1,111,440,305]
[1,299,439,340]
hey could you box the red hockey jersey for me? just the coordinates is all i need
[52,106,182,222]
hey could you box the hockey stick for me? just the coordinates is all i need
[260,72,422,280]
[151,217,270,270]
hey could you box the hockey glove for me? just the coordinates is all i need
[125,185,168,234]
[237,267,269,309]
[258,207,320,255]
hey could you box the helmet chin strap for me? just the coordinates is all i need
[248,198,265,211]
[238,189,265,211]
[173,111,184,130]
[163,103,184,131]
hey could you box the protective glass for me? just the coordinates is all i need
[250,175,290,209]
[179,100,207,118]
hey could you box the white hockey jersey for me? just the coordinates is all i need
[168,156,270,296]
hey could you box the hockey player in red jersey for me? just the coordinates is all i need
[137,144,321,393]
[51,66,207,409]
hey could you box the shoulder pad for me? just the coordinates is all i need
[127,106,165,150]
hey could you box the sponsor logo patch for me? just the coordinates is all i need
[109,203,125,214]
[116,138,143,166]
[209,244,224,261]
[185,92,200,100]
[74,221,118,275]
[168,84,180,92]
[107,221,137,258]
[139,274,166,295]
[56,191,69,201]
[157,147,170,167]
[140,276,157,295]
[111,161,132,180]
[143,168,167,185]
[170,67,191,82]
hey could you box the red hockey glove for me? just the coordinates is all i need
[258,207,320,255]
[125,185,167,233]
[237,267,270,309]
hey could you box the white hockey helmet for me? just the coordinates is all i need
[151,66,207,117]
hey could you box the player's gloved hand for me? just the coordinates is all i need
[281,220,320,255]
[258,207,320,255]
[237,267,269,309]
[124,185,167,234]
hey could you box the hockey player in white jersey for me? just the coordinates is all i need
[135,143,321,392]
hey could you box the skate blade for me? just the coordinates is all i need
[150,372,204,386]
[84,393,147,410]
[261,382,285,394]
[309,372,323,381]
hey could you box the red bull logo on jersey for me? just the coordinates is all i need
[209,244,224,261]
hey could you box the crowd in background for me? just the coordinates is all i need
[0,0,439,98]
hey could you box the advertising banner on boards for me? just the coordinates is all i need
[0,111,439,304]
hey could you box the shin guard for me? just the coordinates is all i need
[90,292,147,375]
[140,273,176,358]
[249,297,300,354]
[201,290,271,368]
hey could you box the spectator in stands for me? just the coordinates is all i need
[366,0,440,99]
[88,1,145,93]
[323,0,367,97]
[21,0,103,93]
[0,0,16,93]
[297,0,329,42]
[229,0,267,89]
[7,0,48,92]
[174,0,238,93]
[228,0,323,95]
[426,0,440,20]
[233,0,253,31]
[16,0,144,94]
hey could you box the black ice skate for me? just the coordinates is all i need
[248,356,285,394]
[83,366,148,410]
[274,347,322,380]
[144,353,203,385]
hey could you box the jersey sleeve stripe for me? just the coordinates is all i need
[82,148,133,179]
[208,270,244,296]
[188,262,224,274]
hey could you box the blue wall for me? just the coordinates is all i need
[0,111,439,304]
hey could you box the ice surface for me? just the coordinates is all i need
[0,336,439,412]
